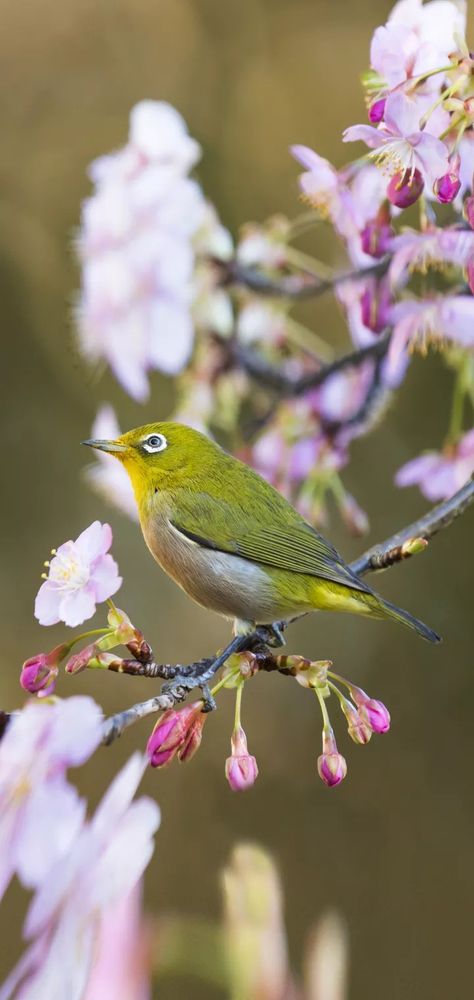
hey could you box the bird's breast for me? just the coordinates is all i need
[139,507,292,624]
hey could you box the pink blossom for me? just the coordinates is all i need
[84,884,151,1000]
[225,726,259,791]
[347,684,391,734]
[77,101,229,401]
[35,521,121,628]
[396,429,474,501]
[0,697,102,900]
[433,155,461,203]
[370,0,464,91]
[389,228,474,288]
[291,148,386,265]
[85,406,138,521]
[237,301,288,346]
[1,754,159,1000]
[387,295,474,379]
[343,92,450,191]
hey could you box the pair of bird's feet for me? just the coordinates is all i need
[160,622,286,712]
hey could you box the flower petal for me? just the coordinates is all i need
[59,586,97,628]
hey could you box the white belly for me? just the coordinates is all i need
[141,513,295,624]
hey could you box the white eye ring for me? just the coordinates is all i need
[142,433,168,454]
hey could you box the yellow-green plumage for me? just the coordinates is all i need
[83,422,440,643]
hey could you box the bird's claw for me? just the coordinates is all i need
[254,623,286,648]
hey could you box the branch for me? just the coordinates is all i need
[100,477,474,745]
[234,332,390,397]
[221,256,389,300]
[350,475,474,576]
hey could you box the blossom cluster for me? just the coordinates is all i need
[0,698,159,999]
[77,100,233,402]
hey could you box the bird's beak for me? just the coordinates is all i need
[81,438,128,454]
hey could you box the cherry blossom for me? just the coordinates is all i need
[84,884,151,1000]
[35,521,121,628]
[387,295,474,378]
[0,697,102,901]
[343,92,450,194]
[396,429,474,500]
[389,227,474,288]
[370,0,465,91]
[0,755,160,1000]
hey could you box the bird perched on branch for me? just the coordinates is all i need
[83,422,440,643]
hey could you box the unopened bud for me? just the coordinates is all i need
[368,98,386,124]
[20,642,71,697]
[434,155,461,204]
[225,726,259,791]
[400,536,428,557]
[387,168,424,208]
[317,728,347,787]
[147,702,204,768]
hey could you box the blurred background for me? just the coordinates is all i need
[1,0,474,996]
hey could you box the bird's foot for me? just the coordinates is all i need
[253,622,286,649]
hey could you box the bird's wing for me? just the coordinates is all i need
[169,490,369,593]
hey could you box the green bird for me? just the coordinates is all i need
[83,422,440,643]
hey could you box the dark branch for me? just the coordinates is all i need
[221,256,389,300]
[233,332,391,397]
[100,476,474,745]
[350,475,474,576]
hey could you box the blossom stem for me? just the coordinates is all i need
[314,684,331,732]
[448,370,465,443]
[234,681,243,730]
[410,63,457,86]
[419,78,464,130]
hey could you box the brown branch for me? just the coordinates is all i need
[234,332,390,397]
[350,475,474,576]
[221,256,389,300]
[100,477,474,745]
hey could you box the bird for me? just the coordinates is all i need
[82,422,440,644]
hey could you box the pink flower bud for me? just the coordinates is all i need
[66,642,100,675]
[147,702,204,768]
[225,726,258,791]
[360,283,391,334]
[349,684,391,734]
[387,168,424,208]
[368,98,386,124]
[434,156,461,204]
[317,729,347,787]
[345,706,372,745]
[178,714,206,762]
[360,218,392,258]
[361,699,391,734]
[464,196,474,229]
[20,643,69,697]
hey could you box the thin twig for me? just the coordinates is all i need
[234,333,391,397]
[350,475,474,576]
[222,256,389,300]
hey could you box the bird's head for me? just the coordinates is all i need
[82,422,218,505]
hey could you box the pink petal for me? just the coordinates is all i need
[16,781,86,889]
[395,453,440,487]
[290,144,329,172]
[59,586,97,628]
[90,799,159,909]
[90,554,122,602]
[441,297,474,346]
[148,300,194,374]
[48,696,103,766]
[91,754,148,841]
[34,581,61,627]
[384,91,422,138]
[75,521,112,562]
[342,124,384,149]
[413,133,450,187]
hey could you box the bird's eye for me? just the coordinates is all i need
[142,433,168,454]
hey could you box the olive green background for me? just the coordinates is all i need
[1,0,473,997]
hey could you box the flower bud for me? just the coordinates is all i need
[20,642,70,697]
[463,196,474,229]
[387,168,424,208]
[349,685,391,734]
[360,284,391,334]
[340,699,372,744]
[360,218,392,258]
[368,98,386,123]
[147,702,204,768]
[178,714,206,762]
[434,155,461,204]
[225,726,258,791]
[360,699,391,734]
[317,728,347,787]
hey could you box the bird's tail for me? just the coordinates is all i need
[373,594,441,643]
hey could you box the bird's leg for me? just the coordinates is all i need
[160,633,250,711]
[253,621,286,648]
